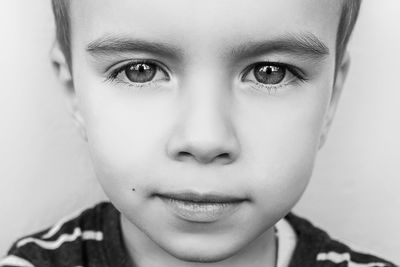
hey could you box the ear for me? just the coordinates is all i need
[318,52,350,149]
[50,42,88,141]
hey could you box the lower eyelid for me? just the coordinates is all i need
[250,81,290,91]
[243,74,304,95]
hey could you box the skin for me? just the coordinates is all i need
[52,0,349,266]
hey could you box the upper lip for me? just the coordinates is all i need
[154,191,248,203]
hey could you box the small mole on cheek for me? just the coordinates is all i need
[132,188,136,192]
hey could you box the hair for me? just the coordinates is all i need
[52,0,361,72]
[52,0,71,67]
[336,0,362,71]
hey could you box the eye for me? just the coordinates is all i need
[242,62,305,92]
[107,60,170,87]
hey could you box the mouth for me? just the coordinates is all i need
[153,191,249,223]
[155,191,247,203]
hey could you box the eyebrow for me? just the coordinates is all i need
[86,35,184,59]
[86,32,329,61]
[229,32,330,60]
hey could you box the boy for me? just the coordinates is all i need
[0,0,397,266]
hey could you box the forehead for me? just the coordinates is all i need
[70,0,342,54]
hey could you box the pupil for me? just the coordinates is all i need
[125,63,156,83]
[254,64,285,85]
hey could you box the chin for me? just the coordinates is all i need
[158,233,246,263]
[165,245,237,263]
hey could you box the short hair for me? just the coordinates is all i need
[52,0,361,73]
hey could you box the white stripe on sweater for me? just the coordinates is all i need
[41,208,87,239]
[16,227,103,250]
[317,252,388,267]
[0,255,34,267]
[275,218,297,267]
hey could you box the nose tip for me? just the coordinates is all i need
[172,141,239,165]
[166,121,240,165]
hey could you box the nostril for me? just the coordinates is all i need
[176,151,192,160]
[214,152,234,165]
[218,153,230,159]
[175,151,232,164]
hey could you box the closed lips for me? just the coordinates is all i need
[155,191,248,223]
[154,192,248,204]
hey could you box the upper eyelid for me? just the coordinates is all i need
[241,61,306,81]
[107,59,171,75]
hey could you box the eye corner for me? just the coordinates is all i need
[240,63,256,82]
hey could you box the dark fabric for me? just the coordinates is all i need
[285,213,397,267]
[2,202,397,267]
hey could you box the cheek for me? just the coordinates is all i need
[72,74,177,198]
[236,82,331,212]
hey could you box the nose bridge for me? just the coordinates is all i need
[183,67,229,129]
[166,68,240,165]
[182,86,230,145]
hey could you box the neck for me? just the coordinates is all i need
[120,214,277,267]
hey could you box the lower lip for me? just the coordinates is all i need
[159,197,243,223]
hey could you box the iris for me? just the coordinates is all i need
[254,64,286,85]
[125,63,157,83]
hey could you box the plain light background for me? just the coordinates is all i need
[1,0,399,264]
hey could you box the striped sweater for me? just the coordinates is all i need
[0,202,397,267]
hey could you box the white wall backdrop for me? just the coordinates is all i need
[1,0,399,263]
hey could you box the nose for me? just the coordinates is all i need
[166,81,240,165]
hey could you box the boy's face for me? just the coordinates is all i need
[64,0,345,263]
